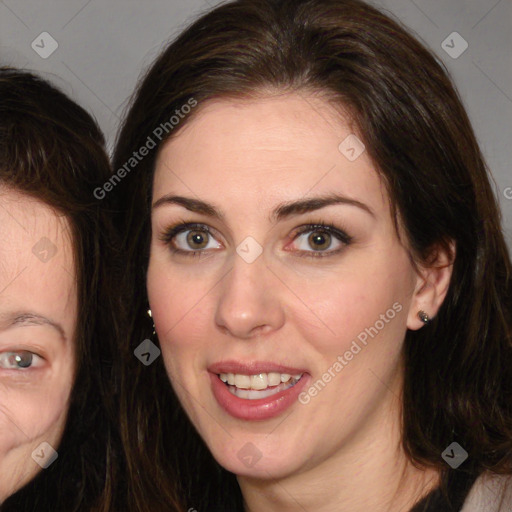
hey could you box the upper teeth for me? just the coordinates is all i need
[219,372,303,390]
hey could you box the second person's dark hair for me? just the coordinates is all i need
[0,67,126,512]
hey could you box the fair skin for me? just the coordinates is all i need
[0,188,76,502]
[147,93,454,512]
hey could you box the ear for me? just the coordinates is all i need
[406,241,456,330]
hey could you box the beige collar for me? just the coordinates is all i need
[461,472,512,512]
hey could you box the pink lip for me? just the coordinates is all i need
[209,366,310,421]
[208,360,308,375]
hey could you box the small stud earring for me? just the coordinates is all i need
[418,310,430,325]
[147,309,156,336]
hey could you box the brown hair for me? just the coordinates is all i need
[0,68,126,512]
[113,0,512,509]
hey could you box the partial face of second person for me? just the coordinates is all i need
[147,93,449,481]
[0,188,76,501]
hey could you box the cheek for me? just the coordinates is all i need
[147,263,210,416]
[147,257,214,356]
[290,257,411,354]
[0,376,73,453]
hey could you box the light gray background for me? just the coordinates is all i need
[1,0,511,249]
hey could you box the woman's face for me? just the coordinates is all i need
[148,93,431,479]
[0,188,76,500]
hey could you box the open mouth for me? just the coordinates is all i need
[218,372,303,400]
[210,365,310,420]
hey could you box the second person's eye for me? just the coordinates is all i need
[0,350,44,370]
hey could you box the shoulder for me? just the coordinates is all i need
[461,471,512,512]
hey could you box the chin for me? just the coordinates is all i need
[205,432,306,480]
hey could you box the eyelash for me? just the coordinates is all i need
[0,350,44,371]
[160,222,217,259]
[292,222,353,258]
[159,220,353,259]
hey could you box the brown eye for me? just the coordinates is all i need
[289,223,352,256]
[163,223,223,254]
[186,230,209,249]
[308,231,332,251]
[12,352,33,368]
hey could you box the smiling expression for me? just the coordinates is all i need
[147,92,429,479]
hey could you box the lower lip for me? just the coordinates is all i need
[209,372,310,421]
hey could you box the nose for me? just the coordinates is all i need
[214,251,285,339]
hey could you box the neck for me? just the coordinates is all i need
[238,377,440,512]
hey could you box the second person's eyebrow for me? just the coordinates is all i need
[0,311,66,341]
[151,193,374,221]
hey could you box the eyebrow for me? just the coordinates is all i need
[152,193,375,221]
[0,312,66,341]
[152,195,222,218]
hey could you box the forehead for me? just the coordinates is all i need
[0,187,77,340]
[154,93,388,213]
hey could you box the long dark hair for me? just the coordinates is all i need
[113,0,512,510]
[0,68,126,512]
